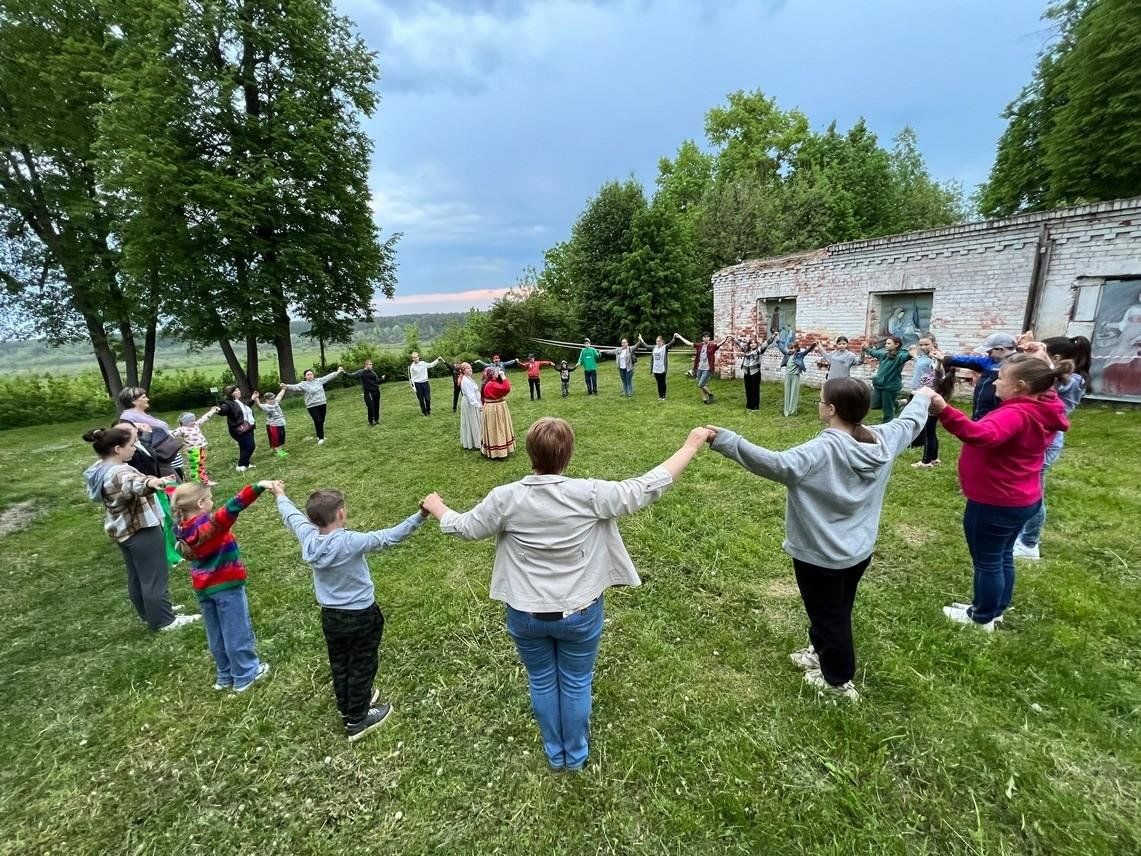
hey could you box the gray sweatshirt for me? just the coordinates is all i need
[276,496,425,610]
[819,349,862,380]
[710,395,929,568]
[257,401,286,426]
[282,371,339,407]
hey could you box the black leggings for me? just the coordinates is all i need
[792,556,871,686]
[744,371,761,410]
[654,372,667,398]
[308,404,328,440]
[452,383,462,412]
[920,413,939,463]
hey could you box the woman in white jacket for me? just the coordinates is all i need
[421,418,711,772]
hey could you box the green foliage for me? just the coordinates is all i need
[477,280,577,360]
[430,311,487,364]
[1,375,1139,852]
[980,0,1140,216]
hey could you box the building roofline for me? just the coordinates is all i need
[713,196,1141,277]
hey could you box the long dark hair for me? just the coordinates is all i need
[822,378,876,444]
[1040,335,1092,386]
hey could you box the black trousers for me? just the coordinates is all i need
[744,371,761,410]
[653,371,667,398]
[230,428,255,467]
[452,383,461,412]
[920,413,939,463]
[363,389,380,425]
[529,378,541,400]
[792,556,871,686]
[584,370,598,394]
[414,381,431,414]
[308,404,328,439]
[321,603,384,724]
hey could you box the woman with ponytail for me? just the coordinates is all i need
[927,355,1071,631]
[1013,336,1090,559]
[706,379,935,701]
[82,427,200,633]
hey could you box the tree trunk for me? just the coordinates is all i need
[319,336,326,369]
[141,313,158,390]
[218,336,251,397]
[245,334,260,392]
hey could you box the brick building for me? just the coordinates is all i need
[711,197,1141,402]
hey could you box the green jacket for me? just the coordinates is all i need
[863,347,911,389]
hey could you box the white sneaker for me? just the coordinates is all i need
[160,613,201,632]
[951,602,1004,624]
[789,646,819,670]
[172,603,186,614]
[942,604,995,632]
[317,438,326,446]
[235,466,247,473]
[804,669,860,701]
[1013,539,1040,560]
[233,662,270,693]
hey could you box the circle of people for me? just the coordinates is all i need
[81,328,1090,759]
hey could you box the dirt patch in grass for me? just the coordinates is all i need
[765,578,800,599]
[0,500,40,539]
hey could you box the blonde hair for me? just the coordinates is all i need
[171,482,211,522]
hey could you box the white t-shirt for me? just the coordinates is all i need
[652,345,667,374]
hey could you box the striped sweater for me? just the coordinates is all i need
[177,484,264,596]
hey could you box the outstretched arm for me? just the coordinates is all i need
[425,488,506,541]
[707,426,823,486]
[674,333,694,347]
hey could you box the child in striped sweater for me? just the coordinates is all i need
[172,480,277,692]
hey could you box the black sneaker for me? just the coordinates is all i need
[346,704,392,742]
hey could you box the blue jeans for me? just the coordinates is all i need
[963,500,1040,624]
[583,370,598,394]
[199,586,261,687]
[1019,434,1064,547]
[505,598,604,770]
[619,367,634,396]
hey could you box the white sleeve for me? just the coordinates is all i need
[589,466,674,519]
[439,489,506,541]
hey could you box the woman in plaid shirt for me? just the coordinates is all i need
[82,427,201,633]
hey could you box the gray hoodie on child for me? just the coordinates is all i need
[710,395,929,568]
[276,495,425,610]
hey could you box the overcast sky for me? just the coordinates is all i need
[334,0,1049,316]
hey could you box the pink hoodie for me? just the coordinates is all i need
[939,390,1070,507]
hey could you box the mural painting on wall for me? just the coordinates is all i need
[764,298,797,347]
[1091,279,1141,401]
[878,293,933,348]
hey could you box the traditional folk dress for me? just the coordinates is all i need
[480,376,516,459]
[459,375,482,450]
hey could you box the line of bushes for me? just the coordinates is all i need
[0,349,462,430]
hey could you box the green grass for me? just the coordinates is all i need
[0,368,1138,854]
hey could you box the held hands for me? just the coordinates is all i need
[419,492,445,519]
[279,382,287,390]
[912,387,947,414]
[257,480,285,496]
[686,426,716,448]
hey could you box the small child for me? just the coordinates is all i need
[172,481,273,692]
[558,360,577,397]
[257,392,288,458]
[171,408,220,485]
[269,482,428,742]
[816,336,864,380]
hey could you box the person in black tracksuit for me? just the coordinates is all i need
[441,360,464,412]
[347,360,383,425]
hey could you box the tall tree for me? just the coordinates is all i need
[0,0,150,398]
[564,179,647,342]
[704,89,811,186]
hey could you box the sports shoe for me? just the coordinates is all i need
[275,450,289,458]
[172,603,186,614]
[346,703,392,742]
[159,613,201,631]
[206,480,219,486]
[951,602,1005,624]
[911,461,934,469]
[804,669,860,701]
[213,679,232,691]
[235,465,247,473]
[930,459,942,466]
[942,604,995,632]
[233,662,271,693]
[789,646,819,670]
[1013,539,1040,560]
[317,438,326,446]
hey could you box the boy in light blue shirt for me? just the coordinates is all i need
[269,482,427,742]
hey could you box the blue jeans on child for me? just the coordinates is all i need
[1019,434,1064,548]
[199,586,261,687]
[963,499,1040,624]
[505,597,604,771]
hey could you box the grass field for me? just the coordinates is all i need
[0,366,1138,854]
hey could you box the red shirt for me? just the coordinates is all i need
[939,391,1069,507]
[691,342,720,372]
[482,377,512,402]
[522,360,553,379]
